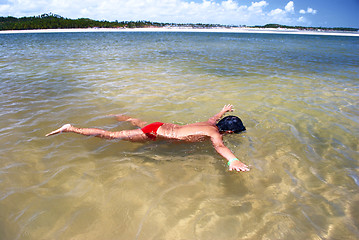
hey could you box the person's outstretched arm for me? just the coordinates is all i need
[211,133,250,172]
[207,104,234,125]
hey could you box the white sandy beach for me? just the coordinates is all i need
[1,27,358,37]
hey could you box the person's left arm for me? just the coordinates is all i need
[207,104,234,125]
[211,133,250,172]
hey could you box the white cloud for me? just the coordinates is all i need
[297,16,311,25]
[221,0,238,11]
[0,4,10,13]
[267,1,298,24]
[0,0,316,26]
[284,1,294,13]
[298,16,305,22]
[269,8,283,16]
[248,0,268,13]
[299,7,317,15]
[307,7,317,14]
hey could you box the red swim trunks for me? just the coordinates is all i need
[141,122,164,140]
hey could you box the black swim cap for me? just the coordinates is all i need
[216,116,246,133]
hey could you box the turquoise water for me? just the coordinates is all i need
[0,32,358,240]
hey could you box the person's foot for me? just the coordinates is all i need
[108,114,147,127]
[45,124,72,137]
[112,114,131,122]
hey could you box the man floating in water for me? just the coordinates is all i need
[46,104,250,172]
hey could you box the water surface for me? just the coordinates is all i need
[0,32,358,240]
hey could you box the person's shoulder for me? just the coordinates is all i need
[191,121,217,127]
[205,125,221,135]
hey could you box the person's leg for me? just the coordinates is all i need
[45,124,148,141]
[111,114,148,128]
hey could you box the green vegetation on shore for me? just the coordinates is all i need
[1,13,358,32]
[254,24,358,32]
[0,13,225,30]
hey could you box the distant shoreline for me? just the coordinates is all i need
[1,27,358,37]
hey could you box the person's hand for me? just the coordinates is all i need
[222,104,234,113]
[229,160,250,172]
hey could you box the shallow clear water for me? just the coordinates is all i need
[0,32,358,240]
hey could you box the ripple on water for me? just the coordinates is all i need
[0,32,358,240]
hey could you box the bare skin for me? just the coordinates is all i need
[46,104,250,172]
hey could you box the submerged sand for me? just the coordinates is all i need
[1,29,358,240]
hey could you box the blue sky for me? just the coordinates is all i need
[0,0,358,27]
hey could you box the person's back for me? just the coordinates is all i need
[156,122,218,142]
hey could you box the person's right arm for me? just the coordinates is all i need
[210,132,250,172]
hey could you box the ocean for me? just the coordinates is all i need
[0,31,358,240]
